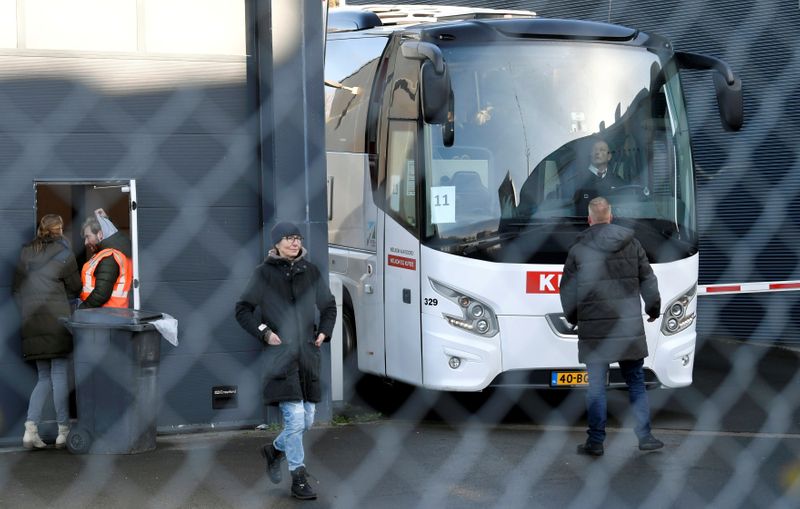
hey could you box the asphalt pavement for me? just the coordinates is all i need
[2,337,799,509]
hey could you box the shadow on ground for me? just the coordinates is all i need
[337,336,800,435]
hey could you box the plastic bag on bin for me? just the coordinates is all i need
[152,313,179,346]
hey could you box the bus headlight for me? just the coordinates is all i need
[661,285,697,336]
[666,317,679,332]
[469,304,485,318]
[429,278,499,337]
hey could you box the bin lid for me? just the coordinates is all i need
[69,308,163,327]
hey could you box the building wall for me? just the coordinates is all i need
[348,0,800,343]
[0,0,265,443]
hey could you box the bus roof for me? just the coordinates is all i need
[328,4,535,32]
[328,5,672,51]
[359,4,536,25]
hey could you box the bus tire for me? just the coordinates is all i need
[342,305,358,399]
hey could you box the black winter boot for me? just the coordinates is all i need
[638,434,664,451]
[260,443,284,484]
[290,466,317,500]
[577,439,604,456]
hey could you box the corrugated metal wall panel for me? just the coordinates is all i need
[0,52,263,440]
[349,0,800,343]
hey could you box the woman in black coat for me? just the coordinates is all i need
[13,214,81,449]
[235,222,336,500]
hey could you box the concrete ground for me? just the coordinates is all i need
[2,337,799,508]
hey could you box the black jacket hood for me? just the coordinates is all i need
[266,247,308,264]
[577,223,635,253]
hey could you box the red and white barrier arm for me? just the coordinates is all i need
[698,281,800,296]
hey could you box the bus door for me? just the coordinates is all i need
[382,120,423,385]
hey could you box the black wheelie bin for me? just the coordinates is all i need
[65,308,163,454]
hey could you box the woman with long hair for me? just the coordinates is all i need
[12,214,81,449]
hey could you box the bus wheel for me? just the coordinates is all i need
[342,306,358,399]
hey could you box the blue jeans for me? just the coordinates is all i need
[26,358,70,426]
[274,400,315,471]
[585,358,651,444]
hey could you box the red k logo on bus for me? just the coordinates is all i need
[526,271,562,294]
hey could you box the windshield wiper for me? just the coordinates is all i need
[506,217,587,226]
[615,217,680,240]
[460,231,519,255]
[460,218,585,255]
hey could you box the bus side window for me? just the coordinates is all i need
[324,37,388,153]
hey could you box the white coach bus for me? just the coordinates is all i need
[323,5,742,392]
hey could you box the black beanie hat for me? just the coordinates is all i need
[270,221,301,246]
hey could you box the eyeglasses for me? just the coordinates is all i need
[282,235,303,243]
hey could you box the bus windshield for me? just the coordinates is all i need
[424,41,695,263]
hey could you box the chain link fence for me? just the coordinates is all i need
[3,338,800,508]
[2,0,800,507]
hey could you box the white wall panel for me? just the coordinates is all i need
[24,0,137,52]
[144,0,246,56]
[0,0,17,48]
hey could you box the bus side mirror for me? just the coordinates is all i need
[420,59,451,125]
[676,51,743,131]
[712,72,743,132]
[401,41,452,125]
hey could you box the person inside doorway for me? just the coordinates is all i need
[79,209,133,308]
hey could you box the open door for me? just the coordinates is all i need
[34,180,140,309]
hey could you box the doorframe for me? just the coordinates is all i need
[33,178,140,309]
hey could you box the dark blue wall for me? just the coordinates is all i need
[0,57,265,443]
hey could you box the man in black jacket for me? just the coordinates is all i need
[79,211,133,308]
[572,139,626,214]
[235,221,337,500]
[559,197,663,456]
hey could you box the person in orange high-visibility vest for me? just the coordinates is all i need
[78,211,133,309]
